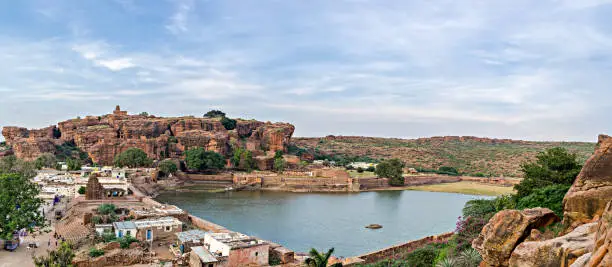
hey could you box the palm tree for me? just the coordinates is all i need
[305,247,343,267]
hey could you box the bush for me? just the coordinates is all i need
[158,160,178,176]
[101,232,116,242]
[455,216,488,252]
[118,235,138,249]
[403,244,439,266]
[366,166,375,172]
[89,248,105,257]
[66,158,82,171]
[78,186,86,195]
[439,166,459,175]
[203,110,226,118]
[345,165,354,170]
[514,147,581,198]
[98,204,116,215]
[221,117,237,130]
[92,216,102,224]
[232,147,256,171]
[473,172,486,177]
[375,159,405,186]
[113,148,152,168]
[184,147,225,171]
[517,184,571,218]
[35,153,57,169]
[356,167,364,173]
[462,195,516,219]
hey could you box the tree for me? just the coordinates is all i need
[221,117,237,130]
[517,184,571,217]
[375,159,405,186]
[514,147,582,198]
[35,153,57,169]
[232,147,256,171]
[366,166,375,172]
[66,158,82,171]
[357,167,364,173]
[78,186,86,195]
[203,110,226,118]
[273,151,286,173]
[158,159,178,177]
[139,112,149,116]
[0,173,45,240]
[98,203,116,215]
[33,242,75,267]
[0,155,37,178]
[438,166,459,175]
[184,147,225,171]
[113,148,152,168]
[305,248,342,267]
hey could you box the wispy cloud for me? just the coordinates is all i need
[166,0,194,34]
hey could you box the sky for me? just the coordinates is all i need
[0,0,611,142]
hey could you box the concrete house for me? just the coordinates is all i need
[133,216,183,243]
[190,246,219,267]
[176,229,208,254]
[113,221,137,238]
[204,232,269,267]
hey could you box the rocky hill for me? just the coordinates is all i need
[293,136,595,177]
[1,106,294,166]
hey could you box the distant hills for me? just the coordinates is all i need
[293,136,595,177]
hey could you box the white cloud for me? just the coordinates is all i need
[166,0,194,34]
[96,58,135,71]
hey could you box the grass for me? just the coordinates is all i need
[347,170,377,178]
[405,181,515,196]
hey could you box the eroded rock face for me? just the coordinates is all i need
[586,201,612,267]
[2,106,294,168]
[563,135,612,230]
[473,208,559,267]
[509,222,598,267]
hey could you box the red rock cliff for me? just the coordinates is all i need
[2,107,295,166]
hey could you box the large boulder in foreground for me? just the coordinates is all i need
[563,134,612,230]
[473,208,559,267]
[509,222,597,267]
[585,201,612,267]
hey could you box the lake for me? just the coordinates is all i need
[156,190,485,257]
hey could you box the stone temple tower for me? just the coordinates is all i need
[113,105,128,116]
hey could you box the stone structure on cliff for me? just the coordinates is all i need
[1,106,295,169]
[474,134,612,267]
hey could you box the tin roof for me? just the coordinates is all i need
[113,221,136,230]
[176,229,208,243]
[191,246,218,263]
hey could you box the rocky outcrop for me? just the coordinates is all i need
[2,106,295,168]
[472,208,559,267]
[563,135,612,230]
[509,222,598,267]
[585,201,612,266]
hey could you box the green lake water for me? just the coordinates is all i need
[156,190,485,257]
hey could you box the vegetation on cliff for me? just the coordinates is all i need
[185,147,225,172]
[232,147,256,171]
[158,159,178,177]
[293,136,594,177]
[113,148,153,168]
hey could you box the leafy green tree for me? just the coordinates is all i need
[221,116,237,130]
[305,248,342,267]
[0,155,37,178]
[514,147,582,198]
[33,242,75,267]
[375,159,405,186]
[35,153,57,169]
[438,166,459,175]
[98,203,116,215]
[66,158,82,171]
[203,110,226,118]
[0,173,45,240]
[184,147,225,171]
[462,195,516,219]
[139,112,149,116]
[113,148,152,168]
[158,159,178,176]
[232,147,256,171]
[517,184,571,217]
[78,186,86,195]
[273,150,286,173]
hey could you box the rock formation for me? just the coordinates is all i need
[474,134,612,267]
[563,134,612,230]
[1,106,295,168]
[472,208,559,267]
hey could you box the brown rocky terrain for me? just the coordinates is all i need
[473,134,612,267]
[293,135,595,177]
[1,106,295,167]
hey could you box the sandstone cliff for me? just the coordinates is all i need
[1,106,295,166]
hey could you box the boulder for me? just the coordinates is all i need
[473,208,559,267]
[586,201,612,267]
[563,135,612,230]
[509,222,597,267]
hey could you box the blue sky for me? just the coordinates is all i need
[1,0,611,141]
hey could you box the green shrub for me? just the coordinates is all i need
[98,204,116,215]
[118,235,138,249]
[357,167,364,173]
[101,232,116,242]
[113,148,152,168]
[403,244,439,266]
[517,184,571,218]
[184,147,225,171]
[366,166,376,172]
[158,160,178,176]
[92,216,102,224]
[221,117,237,130]
[78,186,86,195]
[438,166,459,175]
[89,248,105,257]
